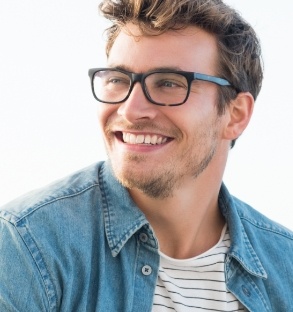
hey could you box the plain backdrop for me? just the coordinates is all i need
[0,0,293,229]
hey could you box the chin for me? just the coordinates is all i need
[112,164,176,200]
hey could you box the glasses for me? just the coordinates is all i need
[88,67,233,106]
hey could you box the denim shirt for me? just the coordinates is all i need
[0,161,293,312]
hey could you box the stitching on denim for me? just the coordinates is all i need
[240,216,293,240]
[229,250,266,279]
[13,183,100,224]
[99,164,115,251]
[112,222,147,255]
[241,227,267,277]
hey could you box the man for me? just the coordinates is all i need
[1,0,292,311]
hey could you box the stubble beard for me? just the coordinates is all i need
[111,154,180,199]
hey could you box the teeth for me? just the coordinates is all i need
[136,134,144,144]
[145,135,151,144]
[122,133,168,145]
[129,134,136,144]
[151,135,158,145]
[157,137,162,145]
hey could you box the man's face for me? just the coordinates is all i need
[98,24,228,199]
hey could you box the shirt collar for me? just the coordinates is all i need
[219,184,267,279]
[99,161,150,257]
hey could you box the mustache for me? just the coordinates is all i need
[105,118,181,138]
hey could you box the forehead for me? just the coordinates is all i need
[107,23,219,74]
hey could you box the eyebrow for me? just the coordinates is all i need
[107,64,184,73]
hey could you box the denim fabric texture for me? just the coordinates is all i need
[0,161,293,312]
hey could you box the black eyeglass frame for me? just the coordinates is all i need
[88,67,234,106]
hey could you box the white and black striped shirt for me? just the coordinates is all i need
[152,225,245,311]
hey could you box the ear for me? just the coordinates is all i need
[223,92,254,141]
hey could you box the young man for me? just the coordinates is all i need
[1,0,292,311]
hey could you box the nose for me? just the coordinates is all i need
[117,83,159,123]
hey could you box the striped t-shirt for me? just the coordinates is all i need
[152,225,245,311]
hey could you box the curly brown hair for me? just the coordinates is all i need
[99,0,263,146]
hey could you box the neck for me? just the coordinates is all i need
[129,172,226,259]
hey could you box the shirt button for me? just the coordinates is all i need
[142,265,152,276]
[139,233,148,243]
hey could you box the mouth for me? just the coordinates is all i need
[115,131,171,145]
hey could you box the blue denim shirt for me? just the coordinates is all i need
[0,161,293,312]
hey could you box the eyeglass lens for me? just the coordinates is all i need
[93,69,189,105]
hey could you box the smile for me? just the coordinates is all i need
[122,132,169,145]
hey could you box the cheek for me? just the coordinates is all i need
[176,105,221,143]
[169,103,205,132]
[97,104,118,129]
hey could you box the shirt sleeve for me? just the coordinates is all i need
[0,217,51,311]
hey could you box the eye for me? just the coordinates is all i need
[107,76,129,85]
[159,80,180,88]
[148,73,188,90]
[95,70,130,87]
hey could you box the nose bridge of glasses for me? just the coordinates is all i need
[128,72,150,98]
[130,72,145,86]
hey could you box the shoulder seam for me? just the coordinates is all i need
[240,216,293,240]
[15,182,100,224]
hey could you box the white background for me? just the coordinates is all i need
[0,0,292,229]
